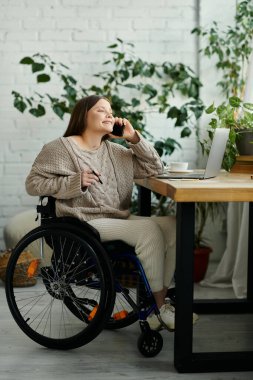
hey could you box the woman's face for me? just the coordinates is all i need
[86,99,115,135]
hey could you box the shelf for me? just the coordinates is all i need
[231,156,253,174]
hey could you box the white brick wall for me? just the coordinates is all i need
[0,0,234,248]
[198,0,236,167]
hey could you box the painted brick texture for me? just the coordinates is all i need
[0,0,234,247]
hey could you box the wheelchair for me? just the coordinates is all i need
[5,196,172,357]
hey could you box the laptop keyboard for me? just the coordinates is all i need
[156,173,205,179]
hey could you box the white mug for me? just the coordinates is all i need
[167,161,189,171]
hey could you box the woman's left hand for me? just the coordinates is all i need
[109,117,140,143]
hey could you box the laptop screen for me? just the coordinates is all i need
[203,128,229,178]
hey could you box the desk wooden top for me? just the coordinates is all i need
[135,172,253,202]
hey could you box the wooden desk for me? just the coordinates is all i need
[135,172,253,373]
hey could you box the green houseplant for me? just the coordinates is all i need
[193,0,253,171]
[202,96,253,171]
[12,39,204,159]
[192,0,253,99]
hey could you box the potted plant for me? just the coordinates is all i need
[194,202,224,282]
[200,96,253,171]
[193,1,253,171]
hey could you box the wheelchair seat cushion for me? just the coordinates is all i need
[102,240,135,254]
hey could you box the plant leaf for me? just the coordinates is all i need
[243,102,253,111]
[131,98,140,107]
[107,43,118,48]
[229,96,241,108]
[167,106,179,119]
[32,62,45,73]
[205,103,216,114]
[29,104,45,117]
[53,104,65,119]
[124,83,137,88]
[181,126,191,137]
[154,140,164,156]
[20,57,34,65]
[14,98,27,113]
[37,74,50,83]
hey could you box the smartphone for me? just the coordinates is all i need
[112,122,125,136]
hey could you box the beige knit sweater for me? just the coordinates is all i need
[25,134,163,222]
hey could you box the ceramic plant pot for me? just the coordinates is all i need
[236,130,253,155]
[194,246,212,283]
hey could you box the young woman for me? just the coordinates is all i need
[26,95,197,330]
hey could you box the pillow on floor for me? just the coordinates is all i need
[3,209,39,250]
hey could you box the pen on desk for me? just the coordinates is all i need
[92,170,103,184]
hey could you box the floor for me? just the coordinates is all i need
[1,264,253,380]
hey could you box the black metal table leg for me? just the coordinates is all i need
[174,201,253,373]
[247,202,253,301]
[174,202,195,371]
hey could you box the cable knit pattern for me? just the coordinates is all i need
[25,133,163,222]
[25,134,176,292]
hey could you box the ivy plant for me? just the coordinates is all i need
[192,0,253,98]
[12,39,205,217]
[192,0,253,171]
[12,39,204,158]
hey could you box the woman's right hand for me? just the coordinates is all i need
[81,169,101,187]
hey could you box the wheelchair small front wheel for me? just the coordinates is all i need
[137,330,163,357]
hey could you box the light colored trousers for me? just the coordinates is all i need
[88,215,176,292]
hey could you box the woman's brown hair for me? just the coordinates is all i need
[63,95,110,137]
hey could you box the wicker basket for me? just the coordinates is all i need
[0,249,40,287]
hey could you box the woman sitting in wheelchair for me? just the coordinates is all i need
[25,95,198,331]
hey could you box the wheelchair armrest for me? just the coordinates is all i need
[37,196,56,218]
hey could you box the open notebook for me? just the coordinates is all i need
[157,128,229,180]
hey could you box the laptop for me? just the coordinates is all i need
[156,128,229,180]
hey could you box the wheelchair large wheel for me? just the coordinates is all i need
[5,225,115,350]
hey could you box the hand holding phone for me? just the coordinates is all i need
[112,122,125,136]
[111,117,139,143]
